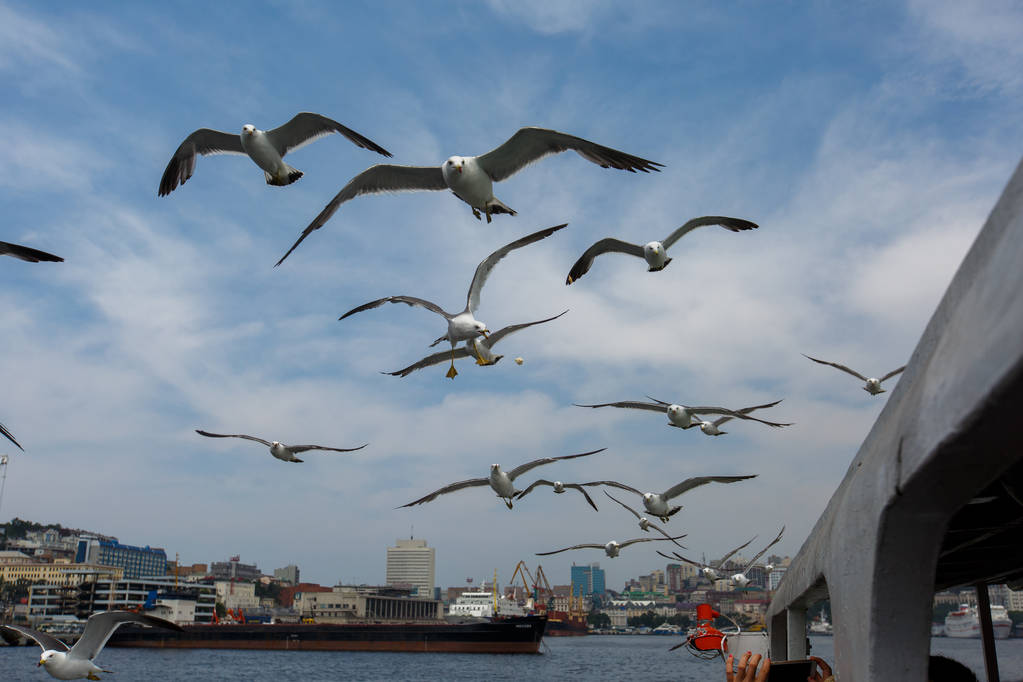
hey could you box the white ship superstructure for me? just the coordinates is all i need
[448,589,528,618]
[943,604,1011,639]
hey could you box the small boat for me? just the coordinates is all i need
[943,604,1011,639]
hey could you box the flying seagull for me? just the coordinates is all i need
[603,491,687,548]
[275,127,661,265]
[1,240,63,263]
[195,430,367,463]
[574,398,790,435]
[565,216,757,284]
[537,535,686,559]
[2,611,183,680]
[340,224,567,378]
[158,112,392,196]
[728,526,785,587]
[803,354,906,395]
[588,475,758,523]
[382,311,568,377]
[1,421,24,451]
[399,447,606,510]
[657,535,759,581]
[512,479,602,511]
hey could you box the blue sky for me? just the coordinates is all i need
[2,0,1021,590]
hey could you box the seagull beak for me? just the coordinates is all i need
[481,329,490,338]
[457,164,463,174]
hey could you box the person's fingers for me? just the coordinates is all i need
[756,656,771,682]
[746,653,762,682]
[726,653,735,682]
[737,651,752,681]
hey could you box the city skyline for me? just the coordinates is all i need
[2,1,1021,588]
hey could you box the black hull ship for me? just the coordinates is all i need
[107,615,547,653]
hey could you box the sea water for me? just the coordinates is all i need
[2,635,1022,680]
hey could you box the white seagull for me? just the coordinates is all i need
[803,354,906,395]
[565,216,757,284]
[590,475,758,523]
[195,430,367,463]
[1,240,63,263]
[537,535,686,559]
[603,491,688,547]
[382,311,568,377]
[340,224,567,379]
[399,448,606,510]
[158,112,391,196]
[275,127,661,264]
[512,478,604,511]
[729,526,785,587]
[1,421,23,450]
[2,610,182,680]
[657,535,759,581]
[574,398,791,434]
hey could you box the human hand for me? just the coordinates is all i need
[807,655,834,682]
[726,651,771,682]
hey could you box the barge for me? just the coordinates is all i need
[106,615,547,653]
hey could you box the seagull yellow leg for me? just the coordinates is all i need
[88,674,101,681]
[446,349,458,379]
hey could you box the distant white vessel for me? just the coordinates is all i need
[944,604,1011,639]
[448,589,529,619]
[808,611,833,636]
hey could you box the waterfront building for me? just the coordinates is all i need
[570,562,605,597]
[768,566,787,591]
[75,538,167,579]
[1,558,122,586]
[215,579,260,611]
[385,537,435,597]
[295,585,442,623]
[273,563,300,585]
[28,576,215,624]
[0,550,33,565]
[210,555,260,581]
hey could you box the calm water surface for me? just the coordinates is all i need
[2,635,1022,680]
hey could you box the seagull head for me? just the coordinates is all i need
[702,567,718,580]
[666,404,692,425]
[639,517,650,531]
[242,124,256,136]
[40,650,59,667]
[731,573,750,588]
[642,492,655,505]
[271,441,282,447]
[474,321,489,337]
[552,481,565,493]
[604,541,621,557]
[643,242,663,258]
[490,463,501,474]
[445,156,465,174]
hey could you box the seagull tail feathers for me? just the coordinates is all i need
[485,198,516,217]
[266,165,304,187]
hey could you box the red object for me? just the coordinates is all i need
[685,603,726,653]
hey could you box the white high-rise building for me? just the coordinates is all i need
[386,538,435,597]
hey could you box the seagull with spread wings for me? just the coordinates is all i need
[657,535,759,581]
[1,421,24,451]
[728,526,785,587]
[603,491,687,548]
[589,475,758,523]
[195,430,367,463]
[574,397,790,435]
[565,216,757,284]
[511,478,603,511]
[276,127,661,264]
[1,240,63,263]
[2,611,182,680]
[340,224,566,378]
[803,354,906,395]
[399,448,605,510]
[537,534,687,559]
[158,112,391,196]
[382,311,567,377]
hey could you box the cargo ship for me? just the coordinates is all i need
[107,615,547,653]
